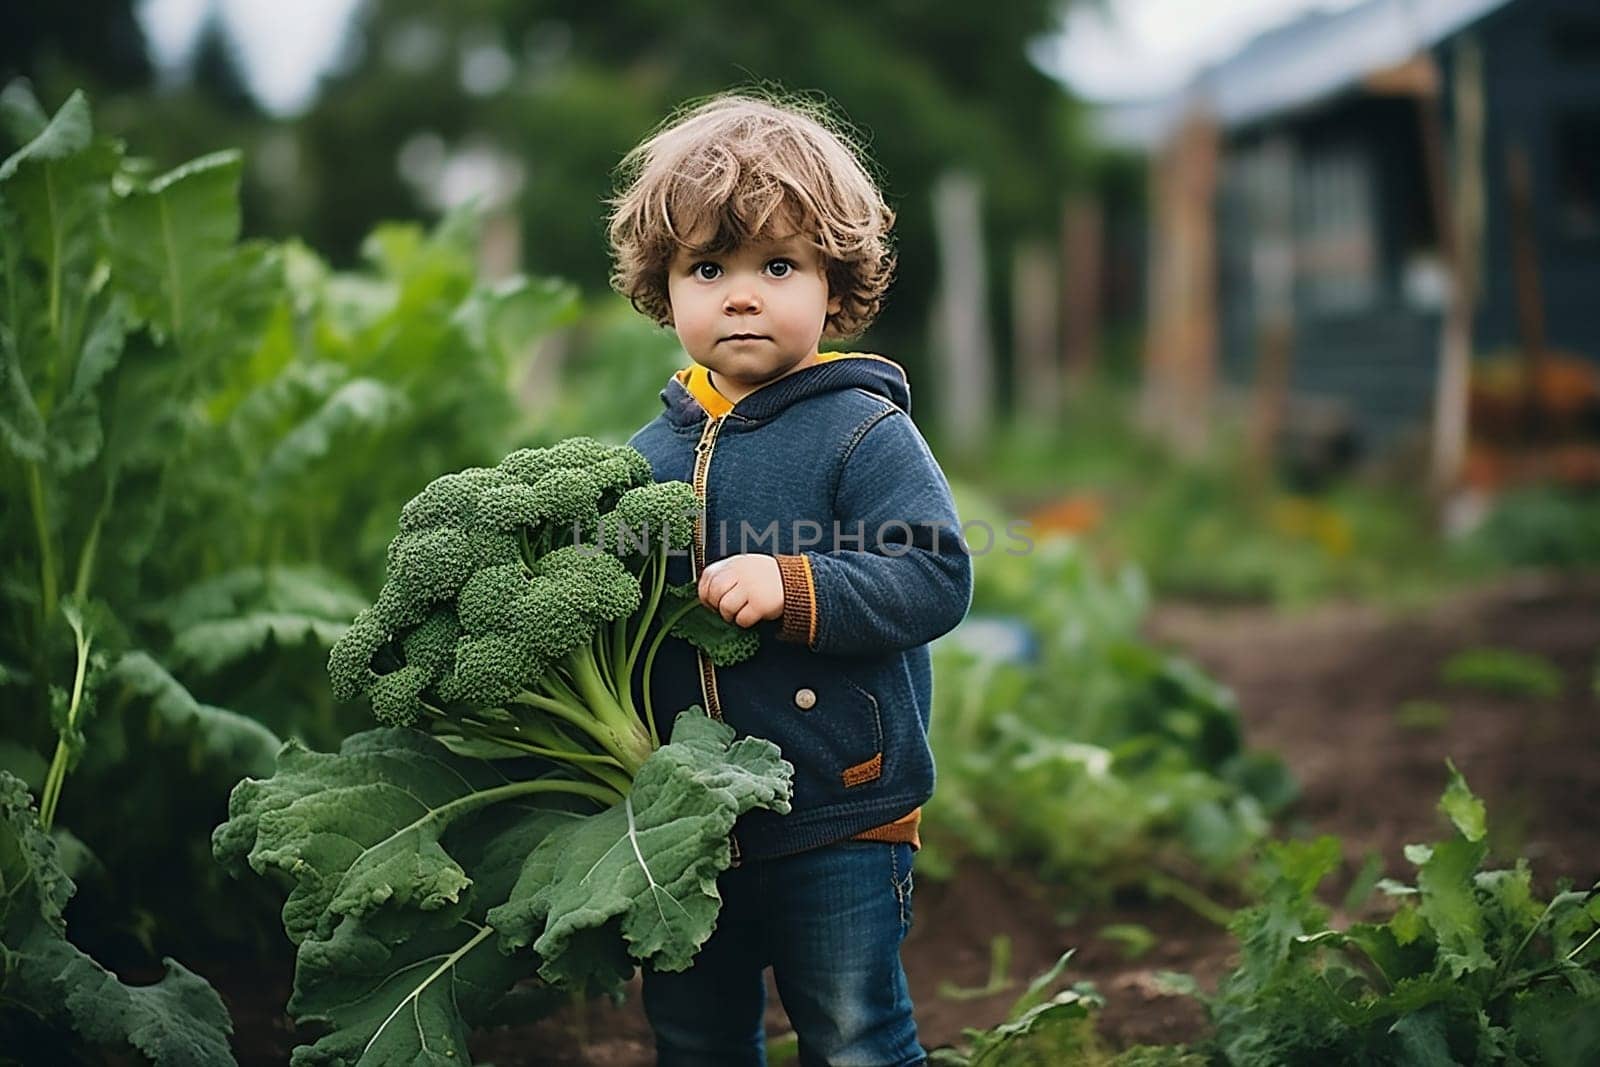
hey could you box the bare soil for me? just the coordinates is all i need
[223,573,1600,1065]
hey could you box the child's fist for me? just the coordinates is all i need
[698,554,785,629]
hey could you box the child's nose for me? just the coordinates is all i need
[723,288,761,313]
[723,281,758,310]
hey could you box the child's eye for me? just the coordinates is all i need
[767,259,794,278]
[691,262,721,281]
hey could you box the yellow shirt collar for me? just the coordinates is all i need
[673,351,902,418]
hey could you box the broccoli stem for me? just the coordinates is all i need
[464,725,632,796]
[625,545,669,685]
[564,648,652,772]
[449,776,623,815]
[510,689,647,774]
[639,595,708,747]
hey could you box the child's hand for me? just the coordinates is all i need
[698,554,785,628]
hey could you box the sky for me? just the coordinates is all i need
[138,0,365,115]
[1039,0,1368,101]
[138,0,1367,116]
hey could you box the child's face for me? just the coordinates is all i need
[666,230,843,403]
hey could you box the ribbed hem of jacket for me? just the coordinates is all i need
[734,794,929,860]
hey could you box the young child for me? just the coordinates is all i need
[610,91,973,1066]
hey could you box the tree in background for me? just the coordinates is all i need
[295,0,1095,398]
[0,2,153,94]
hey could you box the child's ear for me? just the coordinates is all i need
[827,293,843,316]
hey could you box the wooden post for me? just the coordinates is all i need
[1011,241,1061,423]
[1505,141,1547,441]
[1140,108,1219,456]
[931,171,994,456]
[1247,136,1297,487]
[1061,194,1103,392]
[1421,37,1482,496]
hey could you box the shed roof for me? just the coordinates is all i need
[1098,0,1514,146]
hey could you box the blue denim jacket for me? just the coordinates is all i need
[627,353,973,860]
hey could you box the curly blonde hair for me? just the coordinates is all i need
[606,91,896,340]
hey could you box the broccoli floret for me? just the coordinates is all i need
[368,665,430,727]
[401,608,461,677]
[328,439,754,793]
[398,468,511,532]
[435,633,541,709]
[327,610,387,704]
[457,565,532,634]
[596,482,697,559]
[386,526,479,607]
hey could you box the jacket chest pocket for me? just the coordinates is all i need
[784,675,884,795]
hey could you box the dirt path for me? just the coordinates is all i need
[1146,572,1600,896]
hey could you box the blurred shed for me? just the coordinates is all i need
[1110,0,1600,480]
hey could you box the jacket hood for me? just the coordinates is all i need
[660,351,912,428]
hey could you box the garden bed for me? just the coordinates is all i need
[218,574,1599,1063]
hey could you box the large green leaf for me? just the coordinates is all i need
[105,652,281,777]
[286,913,522,1067]
[0,80,49,144]
[0,317,46,462]
[488,710,792,985]
[106,151,242,350]
[254,377,409,491]
[0,773,236,1065]
[213,727,564,946]
[1438,762,1486,843]
[0,88,122,468]
[283,803,570,1067]
[0,89,117,277]
[216,713,791,1062]
[155,564,370,677]
[660,582,761,665]
[156,566,369,635]
[44,294,131,472]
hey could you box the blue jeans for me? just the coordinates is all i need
[641,839,923,1067]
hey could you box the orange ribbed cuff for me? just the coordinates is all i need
[851,807,922,849]
[774,553,817,647]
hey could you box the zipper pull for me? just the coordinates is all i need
[695,417,721,452]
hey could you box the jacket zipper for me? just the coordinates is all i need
[690,413,728,722]
[691,413,740,866]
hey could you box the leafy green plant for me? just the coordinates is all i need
[215,439,793,1061]
[1196,765,1600,1065]
[0,82,294,1053]
[924,533,1295,898]
[1441,647,1564,700]
[929,950,1206,1066]
[1,80,596,979]
[1460,485,1600,570]
[929,950,1107,1065]
[1099,923,1158,960]
[0,773,235,1065]
[958,390,1468,608]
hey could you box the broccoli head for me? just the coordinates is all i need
[327,438,758,783]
